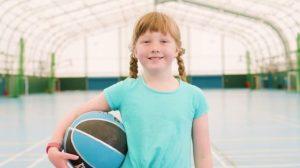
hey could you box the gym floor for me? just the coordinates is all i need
[0,89,299,168]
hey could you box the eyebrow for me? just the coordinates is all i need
[140,34,170,39]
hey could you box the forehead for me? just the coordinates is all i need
[139,30,171,38]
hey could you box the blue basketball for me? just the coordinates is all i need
[63,111,127,168]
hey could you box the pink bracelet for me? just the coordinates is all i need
[46,142,62,154]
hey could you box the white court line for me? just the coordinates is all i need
[27,154,47,168]
[212,150,232,168]
[225,152,300,158]
[213,136,300,143]
[238,164,300,168]
[0,137,49,167]
[211,145,234,168]
[220,148,300,155]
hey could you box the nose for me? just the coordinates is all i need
[150,42,160,54]
[151,50,159,54]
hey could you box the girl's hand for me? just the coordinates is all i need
[48,147,79,168]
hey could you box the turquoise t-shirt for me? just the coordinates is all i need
[103,76,209,168]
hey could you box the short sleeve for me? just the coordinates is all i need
[193,89,209,119]
[103,80,126,111]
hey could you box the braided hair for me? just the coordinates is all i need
[129,12,188,82]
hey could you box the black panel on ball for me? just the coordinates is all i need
[76,120,127,154]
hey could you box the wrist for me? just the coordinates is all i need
[46,142,62,154]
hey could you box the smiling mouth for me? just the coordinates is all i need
[148,57,163,60]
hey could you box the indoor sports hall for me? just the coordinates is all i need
[0,0,300,167]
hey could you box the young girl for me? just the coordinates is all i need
[47,12,212,168]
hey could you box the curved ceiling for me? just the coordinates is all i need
[0,0,299,74]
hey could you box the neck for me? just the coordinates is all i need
[142,69,175,83]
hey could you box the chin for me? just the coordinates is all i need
[146,66,169,73]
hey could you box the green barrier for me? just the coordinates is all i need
[296,34,300,91]
[48,53,56,93]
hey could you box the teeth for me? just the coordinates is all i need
[149,57,163,60]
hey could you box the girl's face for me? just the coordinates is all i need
[134,30,179,73]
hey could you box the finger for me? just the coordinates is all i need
[60,152,79,160]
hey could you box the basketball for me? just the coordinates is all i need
[63,111,127,168]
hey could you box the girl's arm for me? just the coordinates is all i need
[192,114,213,168]
[50,92,111,143]
[47,92,111,168]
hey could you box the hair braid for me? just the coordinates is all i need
[129,53,138,78]
[176,48,187,82]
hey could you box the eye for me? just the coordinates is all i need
[161,40,169,43]
[143,40,150,43]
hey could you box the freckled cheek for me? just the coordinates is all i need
[136,52,148,60]
[135,49,145,57]
[136,56,150,65]
[164,50,177,59]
